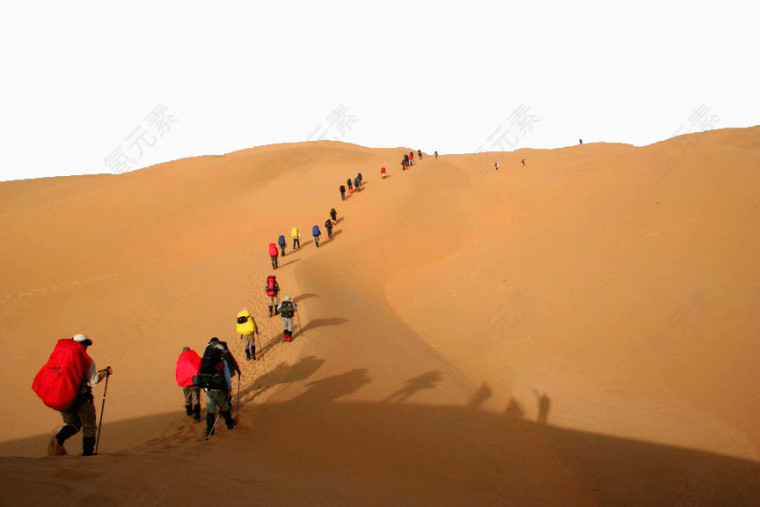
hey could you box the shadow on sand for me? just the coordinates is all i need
[2,370,760,505]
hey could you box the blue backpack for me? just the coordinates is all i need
[278,235,286,246]
[312,225,320,236]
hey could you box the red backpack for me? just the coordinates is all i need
[266,275,278,296]
[176,349,201,387]
[269,243,278,256]
[32,339,92,411]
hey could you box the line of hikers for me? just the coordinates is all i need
[269,208,338,268]
[35,150,432,453]
[339,172,364,201]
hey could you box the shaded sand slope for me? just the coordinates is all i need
[388,128,760,459]
[1,129,759,504]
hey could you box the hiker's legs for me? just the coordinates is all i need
[280,245,285,256]
[190,387,201,421]
[57,405,82,449]
[246,335,256,360]
[183,386,195,415]
[77,399,97,456]
[271,256,278,269]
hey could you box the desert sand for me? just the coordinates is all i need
[1,128,759,505]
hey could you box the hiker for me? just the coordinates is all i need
[277,296,298,342]
[278,234,287,256]
[312,224,321,247]
[176,346,202,421]
[381,166,387,178]
[354,177,361,192]
[347,178,353,191]
[330,208,337,223]
[324,218,333,239]
[409,151,414,165]
[236,309,259,361]
[418,149,422,159]
[269,242,279,269]
[36,334,113,456]
[266,275,280,316]
[403,153,409,169]
[579,139,583,145]
[494,162,499,171]
[434,151,438,158]
[357,172,363,183]
[198,338,240,436]
[291,227,300,249]
[339,184,346,201]
[521,159,526,167]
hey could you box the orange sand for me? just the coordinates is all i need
[1,129,759,504]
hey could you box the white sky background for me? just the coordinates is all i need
[0,0,757,181]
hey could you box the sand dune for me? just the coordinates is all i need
[1,127,759,504]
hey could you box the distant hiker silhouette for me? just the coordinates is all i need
[354,177,361,192]
[385,371,442,403]
[403,154,409,170]
[381,166,387,178]
[409,151,414,165]
[330,208,337,223]
[521,159,526,167]
[434,151,438,158]
[265,275,280,317]
[339,184,346,201]
[357,172,363,183]
[494,162,499,171]
[324,218,333,239]
[418,149,422,160]
[467,382,492,409]
[269,242,279,269]
[347,178,353,191]
[278,234,287,256]
[34,334,113,456]
[312,224,321,247]
[291,227,301,249]
[579,139,583,145]
[505,398,524,420]
[534,390,551,424]
[176,346,201,421]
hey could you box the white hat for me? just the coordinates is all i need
[73,333,93,346]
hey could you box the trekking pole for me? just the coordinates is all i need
[255,333,263,361]
[95,368,111,455]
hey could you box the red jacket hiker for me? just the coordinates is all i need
[269,242,279,269]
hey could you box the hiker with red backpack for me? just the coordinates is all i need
[269,242,279,269]
[176,346,202,422]
[33,334,113,456]
[266,275,280,317]
[196,338,240,438]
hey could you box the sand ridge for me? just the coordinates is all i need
[1,128,759,504]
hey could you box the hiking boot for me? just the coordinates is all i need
[222,410,237,430]
[193,404,201,422]
[185,404,193,416]
[206,413,216,436]
[48,437,67,456]
[82,436,96,456]
[244,348,251,361]
[268,306,273,317]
